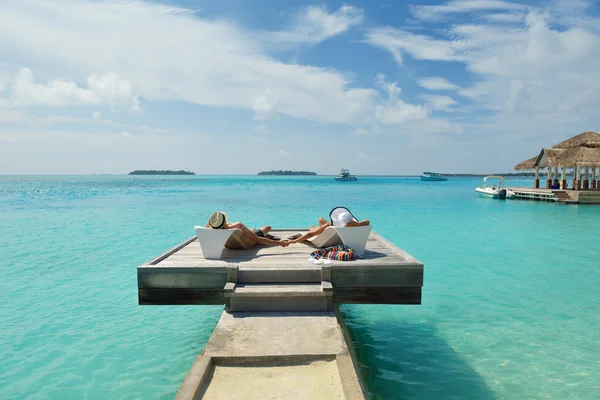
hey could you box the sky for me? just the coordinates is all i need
[1,0,600,175]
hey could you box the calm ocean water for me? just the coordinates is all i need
[1,175,599,400]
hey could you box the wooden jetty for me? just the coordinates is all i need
[137,228,424,399]
[508,187,600,204]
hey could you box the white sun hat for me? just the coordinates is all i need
[329,206,358,227]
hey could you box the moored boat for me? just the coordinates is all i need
[334,168,358,181]
[475,176,515,199]
[420,172,448,181]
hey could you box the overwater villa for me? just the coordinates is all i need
[513,131,600,204]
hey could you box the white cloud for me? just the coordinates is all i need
[375,101,431,124]
[420,94,458,111]
[375,75,431,124]
[252,90,279,120]
[0,134,18,141]
[484,13,526,23]
[1,68,140,110]
[376,73,402,98]
[354,128,368,135]
[412,0,528,21]
[267,5,363,45]
[0,0,375,125]
[0,109,26,122]
[418,77,460,91]
[365,27,463,64]
[279,149,291,157]
[366,4,600,136]
[254,125,267,134]
[92,112,102,120]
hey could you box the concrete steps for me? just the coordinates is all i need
[225,282,333,312]
[552,190,577,204]
[238,267,322,283]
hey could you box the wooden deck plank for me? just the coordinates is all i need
[153,233,414,268]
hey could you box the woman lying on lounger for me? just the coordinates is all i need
[206,210,289,248]
[290,209,370,244]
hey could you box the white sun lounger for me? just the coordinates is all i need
[307,226,342,248]
[307,225,372,256]
[194,226,246,259]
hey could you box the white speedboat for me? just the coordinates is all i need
[334,168,358,181]
[475,176,514,199]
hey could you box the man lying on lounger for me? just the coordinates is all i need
[290,211,370,244]
[206,210,290,248]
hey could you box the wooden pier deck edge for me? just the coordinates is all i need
[507,187,600,204]
[137,229,424,306]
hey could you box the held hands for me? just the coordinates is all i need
[279,239,290,247]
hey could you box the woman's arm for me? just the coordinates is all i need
[291,224,330,244]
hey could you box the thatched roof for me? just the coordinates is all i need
[552,131,600,149]
[554,147,600,167]
[536,147,600,167]
[514,131,600,170]
[514,156,539,171]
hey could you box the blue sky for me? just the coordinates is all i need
[1,0,599,174]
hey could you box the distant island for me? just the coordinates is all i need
[258,170,317,176]
[129,170,195,175]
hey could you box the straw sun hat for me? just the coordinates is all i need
[209,211,228,229]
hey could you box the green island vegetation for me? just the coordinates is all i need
[128,170,195,175]
[258,170,317,176]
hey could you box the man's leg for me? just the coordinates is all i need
[258,225,271,235]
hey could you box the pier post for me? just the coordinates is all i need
[573,166,579,190]
[560,166,566,190]
[546,168,552,189]
[583,166,589,190]
[592,167,597,189]
[534,167,540,188]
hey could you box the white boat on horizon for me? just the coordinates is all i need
[420,172,448,181]
[334,168,358,181]
[475,176,515,199]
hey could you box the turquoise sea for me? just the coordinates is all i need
[1,175,599,400]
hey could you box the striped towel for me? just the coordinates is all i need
[310,245,355,261]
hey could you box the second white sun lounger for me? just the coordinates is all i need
[307,224,372,256]
[333,225,372,256]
